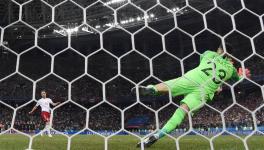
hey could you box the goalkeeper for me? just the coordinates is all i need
[132,44,251,147]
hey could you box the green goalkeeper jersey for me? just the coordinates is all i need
[184,50,241,94]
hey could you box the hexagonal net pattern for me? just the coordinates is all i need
[0,0,263,150]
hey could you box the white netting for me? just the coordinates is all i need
[0,0,264,150]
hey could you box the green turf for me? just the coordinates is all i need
[0,134,263,150]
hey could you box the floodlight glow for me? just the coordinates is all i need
[106,0,126,5]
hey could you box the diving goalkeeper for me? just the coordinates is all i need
[132,44,251,147]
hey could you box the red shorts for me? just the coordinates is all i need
[41,111,50,122]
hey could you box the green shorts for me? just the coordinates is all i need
[164,76,214,112]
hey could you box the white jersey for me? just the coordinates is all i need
[36,98,53,112]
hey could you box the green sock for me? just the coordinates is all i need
[155,108,186,139]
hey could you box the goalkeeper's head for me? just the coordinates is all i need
[41,90,47,98]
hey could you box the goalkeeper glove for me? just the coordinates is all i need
[238,67,251,78]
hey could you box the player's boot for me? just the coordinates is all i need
[48,134,52,137]
[136,135,158,148]
[131,86,156,96]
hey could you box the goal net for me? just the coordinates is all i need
[0,0,263,150]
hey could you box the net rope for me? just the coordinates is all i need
[0,0,263,150]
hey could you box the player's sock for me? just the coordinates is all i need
[154,108,186,139]
[45,124,51,136]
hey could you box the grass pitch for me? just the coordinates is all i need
[0,134,264,150]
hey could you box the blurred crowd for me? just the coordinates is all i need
[0,88,263,133]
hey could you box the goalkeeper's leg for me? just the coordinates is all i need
[134,78,201,147]
[137,104,189,148]
[137,91,204,148]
